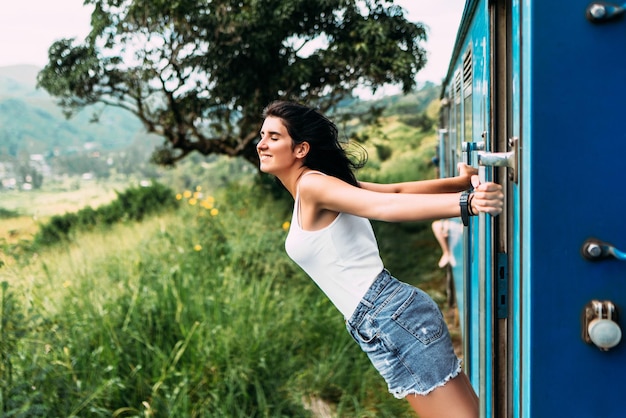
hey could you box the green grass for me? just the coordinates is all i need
[1,182,427,417]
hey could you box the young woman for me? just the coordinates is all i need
[257,101,503,418]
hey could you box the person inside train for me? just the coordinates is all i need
[432,219,456,268]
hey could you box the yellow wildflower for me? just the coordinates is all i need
[194,244,202,251]
[282,221,290,231]
[195,186,202,192]
[183,190,192,198]
[175,193,183,200]
[210,208,219,217]
[188,198,198,206]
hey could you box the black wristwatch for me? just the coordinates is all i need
[460,191,471,226]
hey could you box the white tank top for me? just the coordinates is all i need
[285,172,384,318]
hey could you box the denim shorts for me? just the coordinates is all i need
[346,270,461,398]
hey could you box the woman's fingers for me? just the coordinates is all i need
[459,164,479,178]
[471,174,480,189]
[467,176,504,215]
[472,183,504,215]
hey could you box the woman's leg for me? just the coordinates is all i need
[406,371,478,418]
[432,220,455,268]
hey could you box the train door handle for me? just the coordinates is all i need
[586,2,626,23]
[582,300,622,351]
[477,137,519,183]
[581,238,626,261]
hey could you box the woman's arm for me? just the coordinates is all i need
[358,163,477,194]
[359,176,469,194]
[299,172,503,224]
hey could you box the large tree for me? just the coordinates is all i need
[38,0,427,166]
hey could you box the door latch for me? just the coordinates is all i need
[582,300,622,351]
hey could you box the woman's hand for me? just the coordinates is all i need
[470,175,504,216]
[457,163,478,188]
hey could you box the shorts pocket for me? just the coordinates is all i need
[391,288,444,345]
[347,315,378,345]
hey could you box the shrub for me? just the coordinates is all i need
[0,208,20,219]
[33,182,179,247]
[35,212,79,245]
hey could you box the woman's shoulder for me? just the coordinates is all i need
[299,171,342,189]
[298,171,330,196]
[298,171,360,203]
[301,170,326,179]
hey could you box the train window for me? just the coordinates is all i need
[446,98,455,178]
[454,71,462,167]
[463,48,473,143]
[440,98,451,177]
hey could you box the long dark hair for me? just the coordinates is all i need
[262,101,366,187]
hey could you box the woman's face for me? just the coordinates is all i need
[257,116,301,175]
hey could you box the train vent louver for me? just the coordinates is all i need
[463,49,472,92]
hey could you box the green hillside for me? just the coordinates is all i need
[0,65,146,156]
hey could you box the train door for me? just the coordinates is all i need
[487,1,626,417]
[519,1,626,417]
[475,1,523,416]
[463,1,523,416]
[481,0,523,416]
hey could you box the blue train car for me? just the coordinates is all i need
[439,1,626,416]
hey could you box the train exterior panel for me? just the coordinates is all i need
[440,1,626,416]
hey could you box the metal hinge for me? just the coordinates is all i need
[496,253,509,319]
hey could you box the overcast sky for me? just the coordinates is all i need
[0,0,465,84]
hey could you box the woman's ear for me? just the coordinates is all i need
[295,141,310,159]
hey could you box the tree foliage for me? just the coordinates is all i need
[37,0,427,166]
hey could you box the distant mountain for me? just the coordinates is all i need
[0,65,40,95]
[0,65,146,157]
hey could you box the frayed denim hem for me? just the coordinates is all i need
[391,358,463,399]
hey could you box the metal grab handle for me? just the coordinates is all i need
[477,137,519,183]
[477,151,515,168]
[582,238,626,261]
[586,2,626,23]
